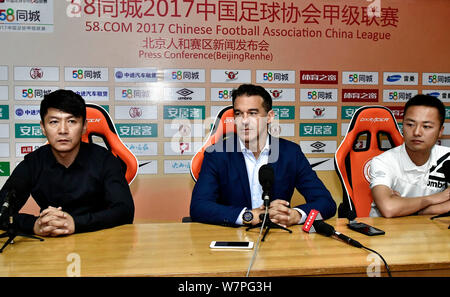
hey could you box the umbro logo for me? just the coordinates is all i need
[176,88,194,97]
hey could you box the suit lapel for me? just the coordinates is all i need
[230,136,252,207]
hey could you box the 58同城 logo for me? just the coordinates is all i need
[0,8,15,22]
[0,7,41,23]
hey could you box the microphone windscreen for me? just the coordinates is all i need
[258,164,274,188]
[313,220,335,237]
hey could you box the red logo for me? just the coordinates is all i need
[312,107,325,117]
[342,89,379,102]
[270,89,283,99]
[179,142,190,154]
[30,68,43,79]
[21,146,33,154]
[386,106,404,119]
[225,71,238,80]
[300,71,338,84]
[129,107,142,118]
[302,209,320,233]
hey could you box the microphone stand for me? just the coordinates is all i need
[0,204,43,253]
[246,193,292,241]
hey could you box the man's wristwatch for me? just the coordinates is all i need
[242,210,254,224]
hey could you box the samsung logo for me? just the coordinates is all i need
[386,75,402,82]
[427,92,440,98]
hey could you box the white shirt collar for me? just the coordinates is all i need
[401,143,434,172]
[238,136,270,156]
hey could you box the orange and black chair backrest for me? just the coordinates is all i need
[190,105,236,182]
[82,103,138,184]
[335,106,403,218]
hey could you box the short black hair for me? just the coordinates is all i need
[231,84,272,113]
[403,94,445,126]
[40,89,86,122]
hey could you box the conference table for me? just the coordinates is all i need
[0,215,449,277]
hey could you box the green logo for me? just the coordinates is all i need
[163,105,205,120]
[115,123,158,138]
[0,162,10,176]
[0,105,9,120]
[341,106,360,120]
[300,123,337,137]
[15,124,45,138]
[273,106,295,120]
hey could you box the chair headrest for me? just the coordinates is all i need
[342,105,403,152]
[82,103,138,184]
[190,106,236,181]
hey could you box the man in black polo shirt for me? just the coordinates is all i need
[0,90,134,236]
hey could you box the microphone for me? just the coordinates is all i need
[259,164,274,207]
[303,209,392,276]
[0,189,13,219]
[0,177,23,220]
[303,209,363,248]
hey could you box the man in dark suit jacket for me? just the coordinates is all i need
[190,84,336,227]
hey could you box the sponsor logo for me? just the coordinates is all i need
[310,141,326,150]
[129,107,143,118]
[310,159,331,169]
[273,106,295,120]
[15,123,45,138]
[270,89,283,98]
[179,142,190,155]
[423,73,450,86]
[383,72,418,85]
[0,105,9,119]
[312,107,325,118]
[256,70,295,83]
[0,162,10,176]
[30,67,43,79]
[342,89,379,102]
[386,75,401,82]
[172,71,183,80]
[343,72,378,85]
[168,70,203,82]
[115,71,123,79]
[225,71,238,81]
[385,106,404,119]
[176,88,194,97]
[164,160,191,174]
[300,123,337,137]
[116,123,158,138]
[300,88,338,102]
[218,89,232,100]
[300,71,338,84]
[300,140,337,153]
[175,88,195,100]
[114,68,157,82]
[163,105,205,120]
